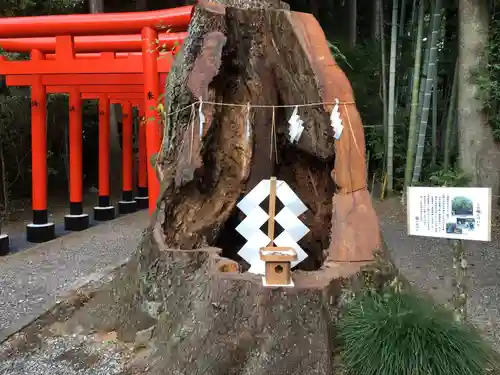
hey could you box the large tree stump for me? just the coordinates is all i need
[60,1,386,373]
[66,220,398,375]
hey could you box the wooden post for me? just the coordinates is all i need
[267,176,277,244]
[260,177,297,287]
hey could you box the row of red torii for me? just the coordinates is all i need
[0,6,194,253]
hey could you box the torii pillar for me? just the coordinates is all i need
[134,105,149,209]
[93,94,115,221]
[27,49,55,243]
[118,101,138,214]
[141,26,161,215]
[64,87,90,230]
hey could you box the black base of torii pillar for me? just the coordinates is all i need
[118,191,138,214]
[0,233,9,256]
[134,186,149,210]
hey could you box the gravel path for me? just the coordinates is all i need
[0,210,149,343]
[375,198,500,351]
[0,332,136,375]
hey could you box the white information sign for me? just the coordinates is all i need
[407,187,492,241]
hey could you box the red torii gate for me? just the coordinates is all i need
[44,85,146,221]
[6,71,170,222]
[5,74,168,226]
[1,47,174,240]
[0,7,192,247]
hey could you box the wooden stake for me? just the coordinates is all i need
[267,176,277,245]
[260,176,297,287]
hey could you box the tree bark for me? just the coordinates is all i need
[58,1,384,373]
[458,0,500,192]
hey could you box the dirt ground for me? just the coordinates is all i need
[374,197,500,351]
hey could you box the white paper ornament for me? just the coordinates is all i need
[198,96,205,138]
[288,106,304,143]
[245,103,251,141]
[330,99,344,140]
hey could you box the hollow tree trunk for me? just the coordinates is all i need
[62,1,384,374]
[156,0,379,262]
[156,0,344,265]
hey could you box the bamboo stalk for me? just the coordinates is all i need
[412,0,443,183]
[398,0,407,37]
[380,173,388,200]
[431,69,438,167]
[416,4,432,125]
[380,0,388,175]
[403,0,424,191]
[386,0,399,193]
[371,172,376,197]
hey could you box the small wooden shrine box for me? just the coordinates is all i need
[259,246,297,287]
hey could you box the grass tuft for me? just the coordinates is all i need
[339,290,498,375]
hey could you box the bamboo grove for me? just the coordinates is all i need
[331,0,500,195]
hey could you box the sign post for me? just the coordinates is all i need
[407,186,492,321]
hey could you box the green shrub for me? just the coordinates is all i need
[339,290,497,375]
[427,168,470,187]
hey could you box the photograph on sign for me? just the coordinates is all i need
[407,187,491,241]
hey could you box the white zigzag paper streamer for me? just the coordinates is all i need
[288,106,304,143]
[236,179,309,275]
[330,98,344,139]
